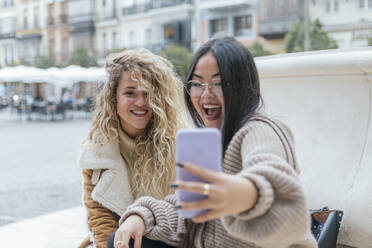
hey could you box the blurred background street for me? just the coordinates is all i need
[0,108,89,226]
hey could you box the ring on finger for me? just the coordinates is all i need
[203,183,210,196]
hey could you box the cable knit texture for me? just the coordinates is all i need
[119,115,318,248]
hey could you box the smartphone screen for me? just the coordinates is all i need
[175,128,222,218]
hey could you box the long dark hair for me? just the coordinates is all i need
[182,37,262,248]
[184,37,262,152]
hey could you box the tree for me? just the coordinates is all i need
[159,44,192,80]
[285,19,338,53]
[109,47,126,54]
[34,55,55,69]
[368,33,372,46]
[247,42,273,57]
[68,47,97,67]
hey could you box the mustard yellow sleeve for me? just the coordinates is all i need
[82,169,119,248]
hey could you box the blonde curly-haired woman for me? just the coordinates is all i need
[77,49,188,248]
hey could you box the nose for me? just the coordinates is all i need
[200,85,214,98]
[135,93,147,106]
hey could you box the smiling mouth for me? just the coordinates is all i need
[131,110,149,117]
[202,104,222,121]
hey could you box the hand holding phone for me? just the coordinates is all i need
[175,128,222,218]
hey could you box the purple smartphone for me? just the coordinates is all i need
[176,128,222,218]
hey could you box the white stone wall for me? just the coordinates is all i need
[256,47,372,247]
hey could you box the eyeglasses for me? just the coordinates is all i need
[184,80,223,97]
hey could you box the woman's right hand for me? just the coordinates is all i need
[114,214,145,248]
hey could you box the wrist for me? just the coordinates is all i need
[240,178,258,213]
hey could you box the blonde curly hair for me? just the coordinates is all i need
[88,48,187,199]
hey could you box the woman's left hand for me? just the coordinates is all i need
[174,162,258,223]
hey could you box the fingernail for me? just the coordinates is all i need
[169,183,178,188]
[176,163,184,168]
[175,205,182,209]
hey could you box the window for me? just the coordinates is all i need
[23,9,28,29]
[4,46,8,65]
[60,1,68,23]
[129,31,135,48]
[112,31,117,48]
[326,1,330,12]
[359,0,372,9]
[34,6,39,28]
[48,3,54,25]
[234,15,252,37]
[49,38,55,59]
[210,18,227,37]
[326,0,339,12]
[145,28,152,45]
[3,0,14,7]
[164,24,174,40]
[62,37,69,62]
[102,33,107,54]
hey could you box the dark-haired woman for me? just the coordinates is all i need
[114,38,317,248]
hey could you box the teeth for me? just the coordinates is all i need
[132,111,147,115]
[203,104,221,109]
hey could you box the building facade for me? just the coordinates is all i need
[195,0,258,49]
[0,0,17,66]
[95,0,120,64]
[68,0,95,58]
[310,0,372,48]
[258,0,303,53]
[46,0,70,65]
[15,0,46,65]
[116,0,193,56]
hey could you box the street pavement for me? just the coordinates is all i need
[0,107,90,226]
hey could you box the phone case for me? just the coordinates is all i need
[175,128,222,218]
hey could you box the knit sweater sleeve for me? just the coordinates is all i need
[221,121,312,247]
[82,169,119,248]
[118,195,186,246]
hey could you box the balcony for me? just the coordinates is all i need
[122,0,193,16]
[122,3,152,16]
[69,13,94,33]
[16,30,42,40]
[153,0,193,8]
[98,12,117,22]
[0,32,16,39]
[259,15,301,38]
[197,0,254,11]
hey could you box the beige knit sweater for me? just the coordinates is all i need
[119,116,318,248]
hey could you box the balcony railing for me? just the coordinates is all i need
[153,0,193,8]
[122,3,152,16]
[0,32,16,39]
[98,12,117,22]
[122,0,193,16]
[69,13,94,24]
[259,15,300,37]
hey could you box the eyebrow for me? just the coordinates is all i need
[118,86,136,92]
[192,72,220,79]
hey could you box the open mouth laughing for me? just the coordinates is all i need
[203,103,222,121]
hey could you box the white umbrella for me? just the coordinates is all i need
[0,66,48,83]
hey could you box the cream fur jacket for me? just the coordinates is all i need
[78,139,134,248]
